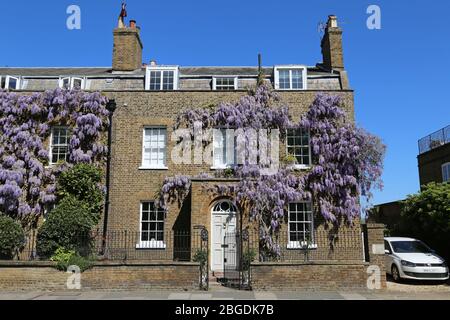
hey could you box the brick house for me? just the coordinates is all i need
[0,13,386,289]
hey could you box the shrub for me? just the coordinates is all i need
[51,247,94,272]
[399,182,450,261]
[0,215,25,258]
[57,164,104,222]
[36,196,95,258]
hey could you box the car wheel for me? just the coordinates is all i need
[391,265,401,282]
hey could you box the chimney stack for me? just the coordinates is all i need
[321,15,344,71]
[112,20,143,72]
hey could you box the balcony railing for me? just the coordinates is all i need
[418,125,450,155]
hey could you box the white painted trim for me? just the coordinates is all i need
[145,66,179,91]
[141,126,168,170]
[136,241,166,249]
[58,76,86,90]
[274,65,307,90]
[287,201,315,248]
[48,126,70,166]
[285,128,312,168]
[210,200,238,272]
[287,242,318,250]
[4,76,21,90]
[212,76,238,90]
[138,201,166,250]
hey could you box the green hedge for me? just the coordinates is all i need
[36,196,95,258]
[0,215,25,259]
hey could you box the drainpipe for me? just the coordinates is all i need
[101,99,117,255]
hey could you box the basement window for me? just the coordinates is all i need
[213,77,238,91]
[59,77,86,90]
[287,202,317,249]
[274,66,307,90]
[0,76,21,90]
[145,66,179,91]
[137,201,166,249]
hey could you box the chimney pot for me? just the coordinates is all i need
[328,15,338,28]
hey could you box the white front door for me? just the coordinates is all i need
[211,201,237,272]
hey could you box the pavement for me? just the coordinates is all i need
[0,280,449,300]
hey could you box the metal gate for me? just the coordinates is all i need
[223,230,251,290]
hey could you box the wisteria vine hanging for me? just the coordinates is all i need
[158,84,385,257]
[0,89,109,225]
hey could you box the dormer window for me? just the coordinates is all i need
[59,77,86,90]
[274,66,307,90]
[213,77,237,91]
[0,76,21,90]
[145,66,179,91]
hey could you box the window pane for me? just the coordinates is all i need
[73,79,82,89]
[288,202,314,243]
[0,77,5,89]
[149,71,161,90]
[140,201,165,243]
[215,77,235,91]
[9,78,17,89]
[162,71,174,90]
[286,128,310,165]
[143,128,166,167]
[279,70,290,89]
[292,69,303,89]
[50,127,70,164]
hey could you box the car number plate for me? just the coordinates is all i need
[422,268,433,272]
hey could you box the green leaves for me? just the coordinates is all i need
[400,182,450,261]
[57,164,104,223]
[0,214,25,258]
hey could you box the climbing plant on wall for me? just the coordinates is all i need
[158,84,386,257]
[0,89,109,228]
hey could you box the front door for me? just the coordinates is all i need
[211,201,237,272]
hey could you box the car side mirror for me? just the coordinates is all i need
[384,249,391,254]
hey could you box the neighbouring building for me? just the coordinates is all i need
[0,10,386,290]
[417,125,450,186]
[372,125,450,232]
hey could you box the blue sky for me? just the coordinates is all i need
[1,0,449,205]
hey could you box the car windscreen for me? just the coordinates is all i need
[390,241,432,253]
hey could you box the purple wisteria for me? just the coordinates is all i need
[0,89,109,223]
[159,85,385,257]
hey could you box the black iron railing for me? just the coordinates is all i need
[4,229,206,262]
[418,125,450,154]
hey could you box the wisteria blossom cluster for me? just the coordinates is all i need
[0,89,109,223]
[300,94,386,223]
[158,85,385,257]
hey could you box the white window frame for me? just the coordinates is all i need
[274,66,307,90]
[136,201,166,249]
[58,76,86,90]
[140,126,168,170]
[212,128,237,169]
[286,128,312,169]
[145,66,179,91]
[287,202,317,249]
[1,76,21,90]
[212,77,238,91]
[442,162,450,182]
[49,126,70,165]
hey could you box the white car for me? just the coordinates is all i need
[384,237,449,282]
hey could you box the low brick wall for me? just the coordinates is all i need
[251,261,371,290]
[0,261,200,291]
